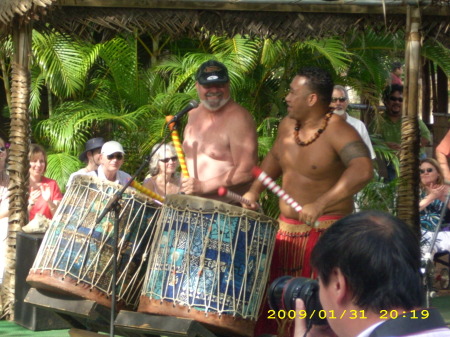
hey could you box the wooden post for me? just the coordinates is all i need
[397,6,422,235]
[1,15,32,320]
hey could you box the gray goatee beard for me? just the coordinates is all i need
[201,96,230,111]
[333,109,346,116]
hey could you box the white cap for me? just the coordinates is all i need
[101,141,125,156]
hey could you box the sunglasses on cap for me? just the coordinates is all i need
[160,156,178,163]
[389,96,403,103]
[331,97,346,103]
[106,153,124,160]
[420,168,434,174]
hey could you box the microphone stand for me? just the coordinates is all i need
[96,125,174,337]
[423,187,450,307]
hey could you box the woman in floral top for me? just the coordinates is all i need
[420,158,450,255]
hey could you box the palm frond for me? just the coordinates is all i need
[46,153,83,193]
[301,38,352,72]
[32,31,87,98]
[422,39,450,76]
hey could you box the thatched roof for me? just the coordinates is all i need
[0,1,449,43]
[0,0,54,25]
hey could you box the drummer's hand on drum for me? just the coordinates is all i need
[181,177,203,195]
[299,201,325,227]
[241,191,259,210]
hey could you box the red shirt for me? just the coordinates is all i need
[29,177,63,220]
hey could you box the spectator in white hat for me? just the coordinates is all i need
[86,141,131,185]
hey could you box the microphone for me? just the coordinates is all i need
[167,100,199,124]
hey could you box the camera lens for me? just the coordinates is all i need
[268,276,326,325]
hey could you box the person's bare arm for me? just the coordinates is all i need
[435,130,450,182]
[242,149,283,209]
[300,124,373,224]
[436,150,450,183]
[242,119,287,208]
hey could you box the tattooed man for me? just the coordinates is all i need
[244,67,373,336]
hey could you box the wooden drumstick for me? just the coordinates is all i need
[217,186,252,207]
[166,115,189,178]
[130,180,165,203]
[252,166,302,213]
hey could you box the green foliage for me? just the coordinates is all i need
[356,173,398,215]
[46,153,83,193]
[3,27,446,216]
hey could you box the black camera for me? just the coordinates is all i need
[268,275,326,326]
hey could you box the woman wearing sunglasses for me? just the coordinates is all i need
[143,143,180,196]
[28,144,63,221]
[419,158,450,255]
[85,141,131,185]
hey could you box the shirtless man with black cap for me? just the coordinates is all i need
[181,60,258,203]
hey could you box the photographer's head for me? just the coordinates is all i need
[311,211,422,314]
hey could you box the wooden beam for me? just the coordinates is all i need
[54,0,450,16]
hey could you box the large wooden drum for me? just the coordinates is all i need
[27,175,160,309]
[138,194,278,337]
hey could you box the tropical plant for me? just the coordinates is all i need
[2,27,448,211]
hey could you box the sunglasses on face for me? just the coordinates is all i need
[106,153,124,160]
[420,168,434,174]
[331,97,346,103]
[160,156,178,163]
[389,96,403,103]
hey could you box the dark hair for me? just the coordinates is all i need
[391,62,403,71]
[296,67,334,105]
[311,211,423,312]
[383,84,403,103]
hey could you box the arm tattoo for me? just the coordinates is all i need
[339,141,371,166]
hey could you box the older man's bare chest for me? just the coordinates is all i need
[183,114,231,161]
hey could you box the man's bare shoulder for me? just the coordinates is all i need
[278,116,294,131]
[225,101,253,118]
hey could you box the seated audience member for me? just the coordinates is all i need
[294,211,450,337]
[85,141,131,185]
[330,85,375,160]
[28,144,63,220]
[419,158,450,256]
[0,137,8,217]
[389,61,403,85]
[0,137,9,284]
[143,143,180,196]
[66,137,105,188]
[435,129,450,182]
[369,84,431,181]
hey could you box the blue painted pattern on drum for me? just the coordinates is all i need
[142,195,278,320]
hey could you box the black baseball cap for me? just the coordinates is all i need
[196,60,229,85]
[79,137,105,162]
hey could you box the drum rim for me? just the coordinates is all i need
[70,174,155,203]
[163,194,278,223]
